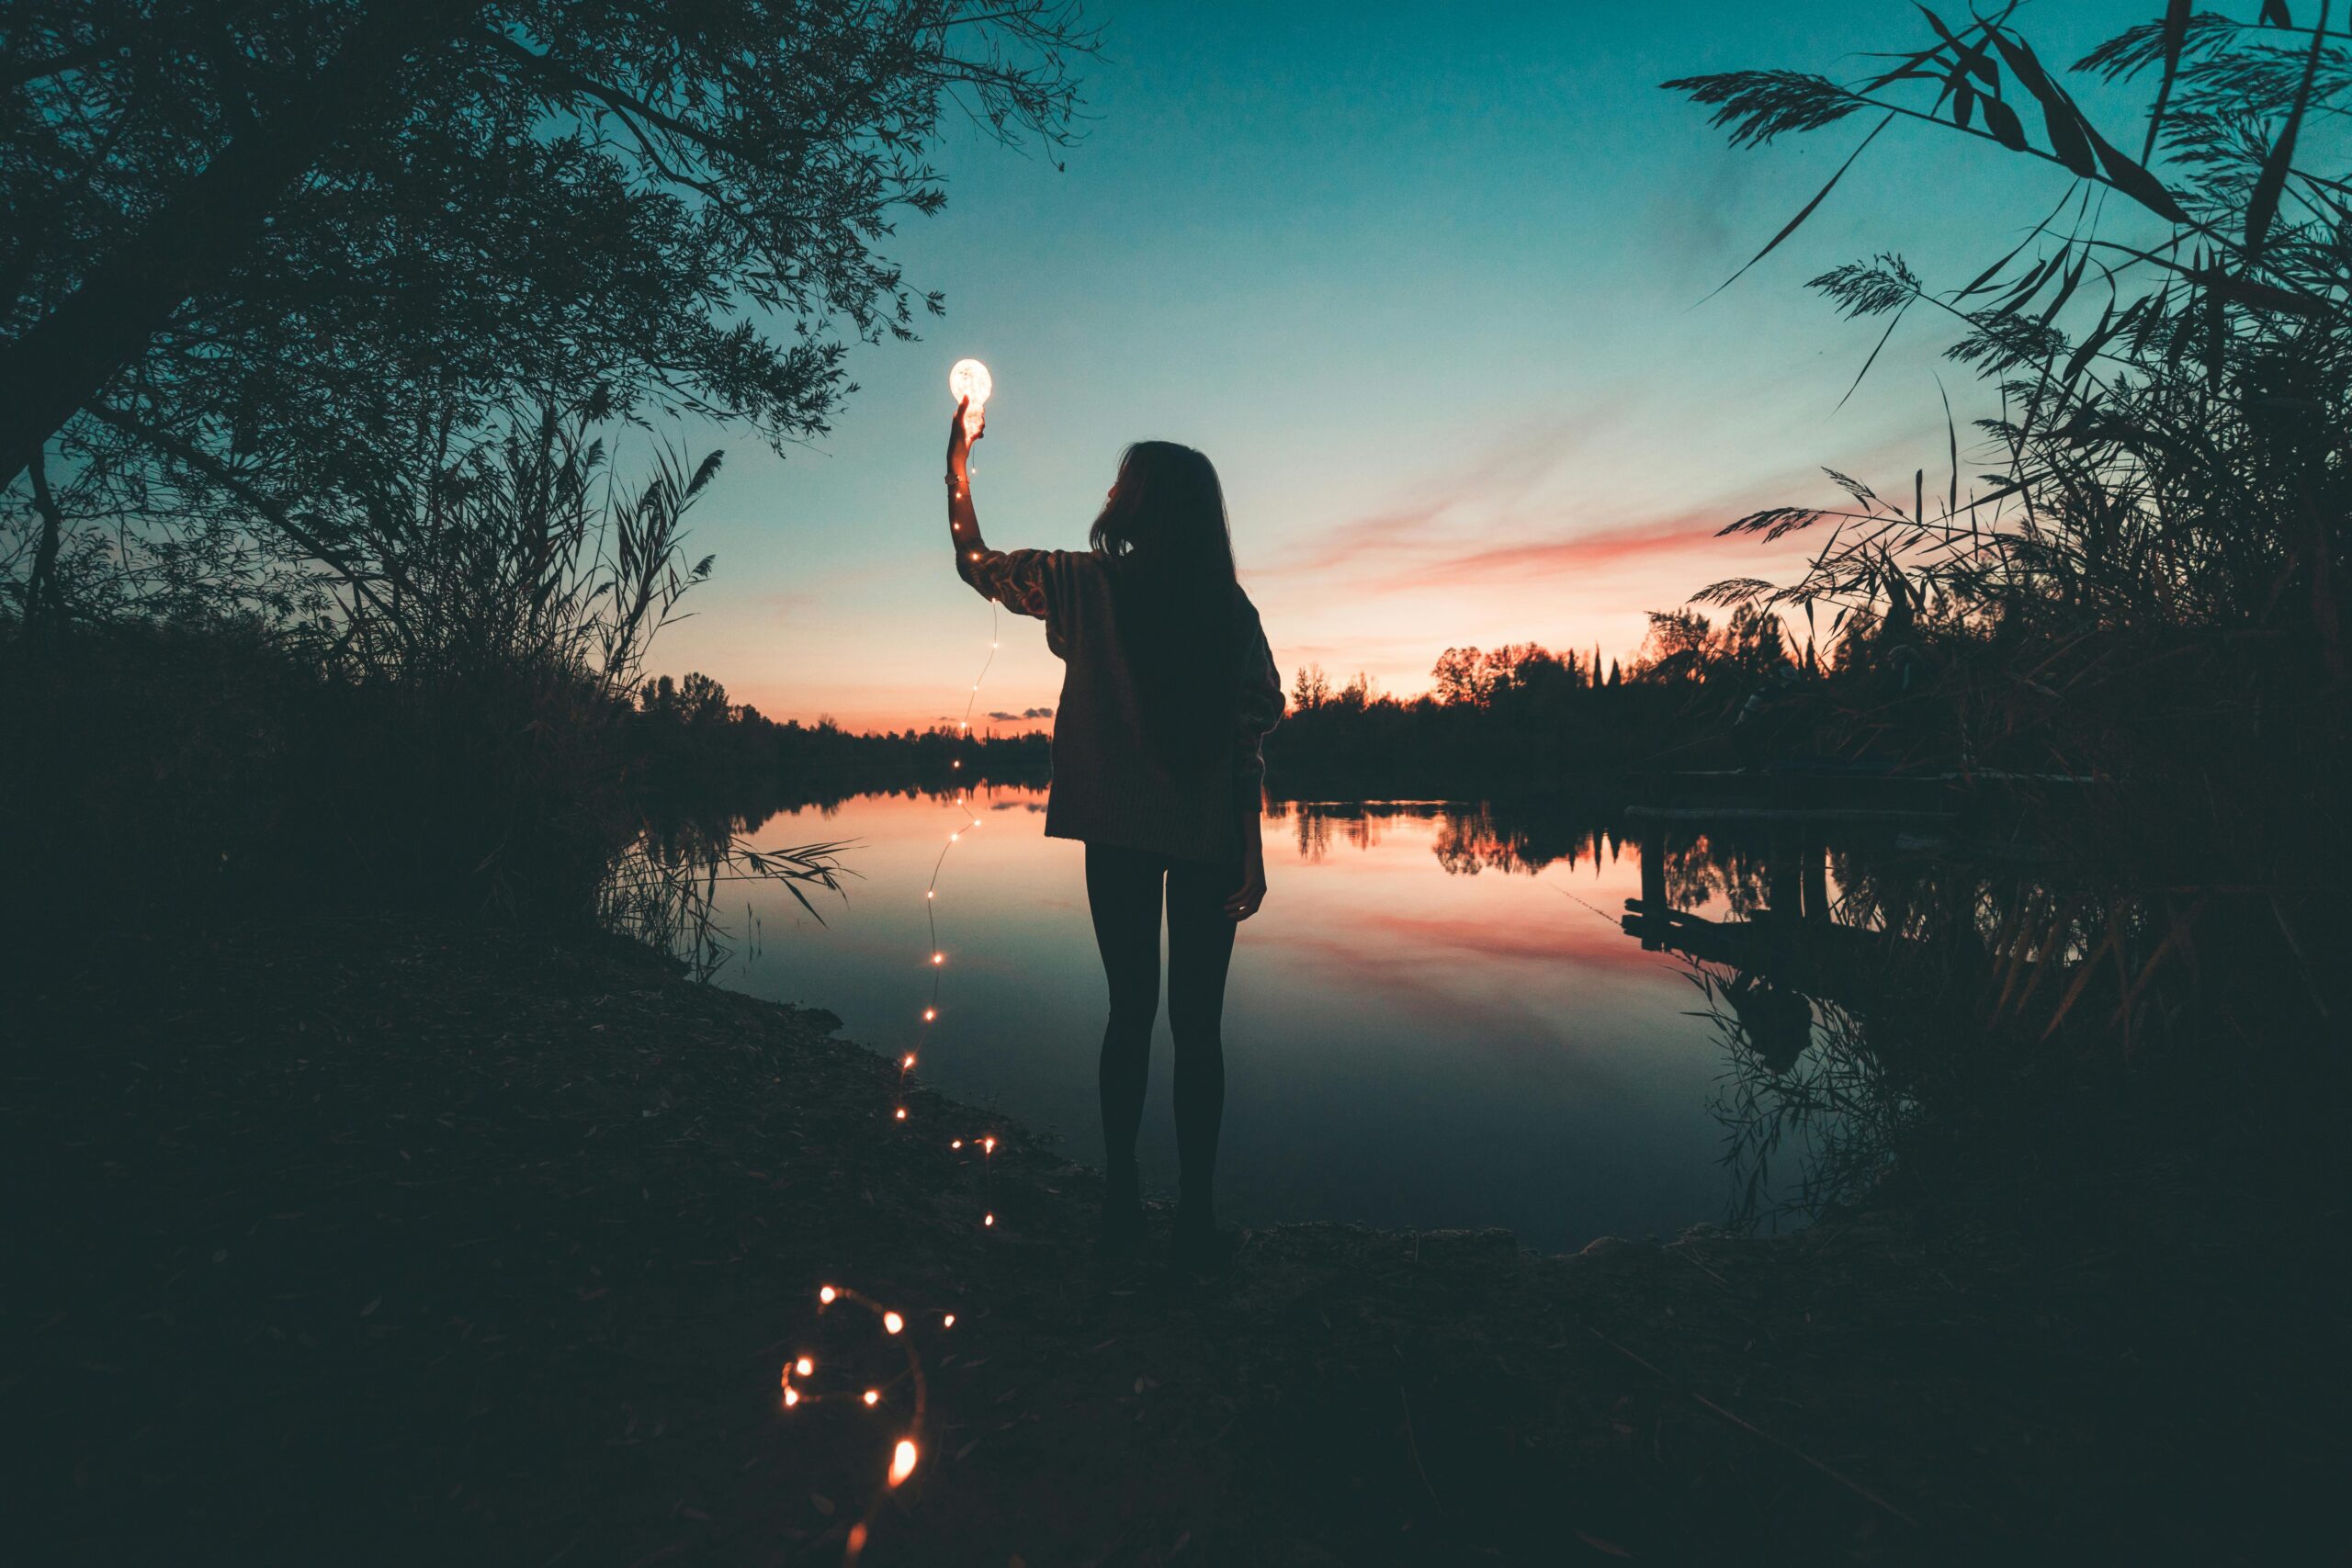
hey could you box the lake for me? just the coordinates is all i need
[695,787,1835,1253]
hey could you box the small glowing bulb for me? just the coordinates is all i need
[784,1385,800,1406]
[925,890,935,899]
[951,1139,963,1149]
[819,1287,837,1305]
[864,1389,880,1406]
[902,1053,916,1069]
[894,1107,907,1121]
[983,1213,996,1227]
[889,1438,919,1486]
[943,1314,956,1328]
[951,760,962,769]
[932,953,944,965]
[948,358,992,439]
[883,1311,904,1335]
[950,832,959,841]
[981,1136,996,1155]
[796,1356,814,1376]
[923,1008,936,1021]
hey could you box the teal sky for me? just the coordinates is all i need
[653,0,2163,730]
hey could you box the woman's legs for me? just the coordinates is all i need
[1083,844,1162,1225]
[1165,855,1240,1233]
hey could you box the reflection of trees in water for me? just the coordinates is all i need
[1658,833,1771,918]
[1270,798,1627,876]
[599,812,848,981]
[1648,832,2301,1231]
[1693,968,1913,1232]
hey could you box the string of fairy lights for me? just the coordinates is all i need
[777,362,1006,1559]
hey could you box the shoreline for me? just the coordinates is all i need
[8,913,2337,1563]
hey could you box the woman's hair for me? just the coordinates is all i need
[1088,441,1239,774]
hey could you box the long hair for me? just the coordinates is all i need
[1088,442,1239,774]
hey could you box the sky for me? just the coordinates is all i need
[651,0,2164,732]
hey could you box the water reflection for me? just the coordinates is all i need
[610,789,2169,1249]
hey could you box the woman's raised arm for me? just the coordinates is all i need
[944,398,989,587]
[945,400,1053,622]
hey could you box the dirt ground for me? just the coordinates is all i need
[6,916,2341,1565]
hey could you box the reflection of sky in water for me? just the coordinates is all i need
[715,788,1782,1251]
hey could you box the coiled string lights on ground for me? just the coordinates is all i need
[781,361,1014,1557]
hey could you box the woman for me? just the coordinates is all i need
[944,400,1283,1269]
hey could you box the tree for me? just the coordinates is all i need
[1722,603,1791,677]
[1634,608,1716,682]
[1291,662,1330,710]
[3,0,1093,608]
[1431,646,1489,706]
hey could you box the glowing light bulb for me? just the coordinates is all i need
[951,1139,962,1149]
[981,1136,996,1155]
[902,1053,916,1069]
[925,890,936,900]
[983,1213,996,1227]
[889,1438,920,1486]
[864,1389,880,1406]
[796,1356,814,1376]
[883,1311,904,1335]
[923,1008,936,1021]
[819,1287,837,1305]
[943,1314,956,1328]
[951,760,962,769]
[948,358,992,439]
[932,953,944,965]
[784,1385,800,1406]
[894,1107,907,1121]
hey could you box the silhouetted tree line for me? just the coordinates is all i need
[631,671,1049,805]
[1266,604,1860,790]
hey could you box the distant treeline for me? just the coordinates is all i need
[1267,603,1865,790]
[632,671,1049,805]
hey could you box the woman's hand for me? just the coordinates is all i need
[945,398,982,486]
[1224,841,1267,921]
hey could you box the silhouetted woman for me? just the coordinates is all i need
[944,400,1282,1269]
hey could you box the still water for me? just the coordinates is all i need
[706,787,1809,1252]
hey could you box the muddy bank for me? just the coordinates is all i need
[6,916,2338,1565]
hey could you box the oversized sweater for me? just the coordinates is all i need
[961,547,1283,864]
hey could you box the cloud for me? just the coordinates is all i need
[986,705,1053,722]
[1256,423,1926,604]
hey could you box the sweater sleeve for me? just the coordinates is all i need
[958,547,1056,621]
[1233,604,1283,796]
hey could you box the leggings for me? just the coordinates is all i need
[1083,842,1239,1221]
